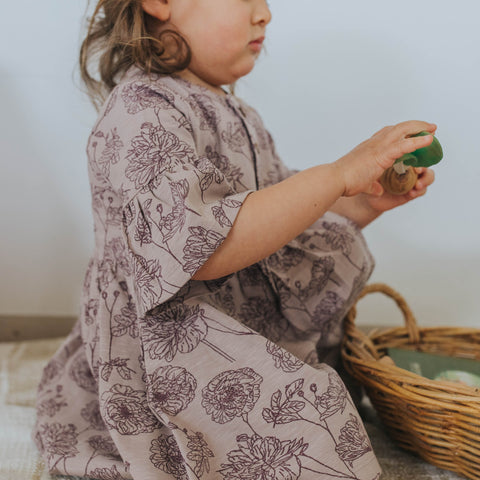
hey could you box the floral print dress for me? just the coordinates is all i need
[34,69,381,480]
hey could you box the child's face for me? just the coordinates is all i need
[168,0,271,87]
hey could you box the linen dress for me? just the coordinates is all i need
[34,69,381,480]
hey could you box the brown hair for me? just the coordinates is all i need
[79,0,191,109]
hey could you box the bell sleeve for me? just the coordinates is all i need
[100,93,254,316]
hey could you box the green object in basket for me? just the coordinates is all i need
[387,347,480,388]
[395,131,444,169]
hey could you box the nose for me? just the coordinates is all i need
[253,0,272,26]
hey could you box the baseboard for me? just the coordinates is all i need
[0,315,77,342]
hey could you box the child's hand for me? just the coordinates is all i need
[329,167,435,228]
[363,166,435,213]
[335,121,437,197]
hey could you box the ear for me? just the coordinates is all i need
[141,0,171,22]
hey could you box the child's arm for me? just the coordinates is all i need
[193,120,436,281]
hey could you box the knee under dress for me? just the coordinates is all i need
[33,69,381,480]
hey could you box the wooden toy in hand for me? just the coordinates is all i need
[380,131,443,195]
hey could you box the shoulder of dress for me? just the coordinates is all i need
[91,74,199,133]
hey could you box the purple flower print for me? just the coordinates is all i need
[97,128,123,175]
[183,226,225,275]
[123,200,136,228]
[238,297,287,343]
[186,93,218,133]
[133,205,153,245]
[97,260,115,292]
[211,198,242,229]
[38,423,79,462]
[212,205,232,228]
[99,357,136,382]
[205,145,245,190]
[69,353,97,394]
[91,186,123,227]
[81,400,106,430]
[138,353,148,383]
[125,121,195,189]
[150,434,188,479]
[84,298,99,325]
[335,414,372,467]
[316,372,348,420]
[147,365,197,415]
[319,221,354,256]
[185,431,214,477]
[142,304,208,362]
[266,341,303,373]
[37,386,67,417]
[237,265,265,287]
[312,291,347,348]
[121,81,174,114]
[105,237,133,276]
[201,368,262,424]
[88,464,125,480]
[106,204,123,226]
[87,435,119,457]
[212,283,236,316]
[101,384,158,435]
[267,246,305,271]
[194,156,224,193]
[38,360,63,392]
[219,434,308,480]
[132,254,163,308]
[157,179,189,242]
[221,121,248,153]
[312,291,345,331]
[97,237,132,290]
[262,379,306,427]
[112,302,139,338]
[297,257,335,301]
[37,397,67,418]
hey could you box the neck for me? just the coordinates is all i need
[177,69,227,96]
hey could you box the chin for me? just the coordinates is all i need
[203,61,256,87]
[230,63,256,82]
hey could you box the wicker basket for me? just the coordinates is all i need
[341,283,480,480]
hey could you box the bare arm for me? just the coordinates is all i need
[193,120,437,281]
[193,163,344,280]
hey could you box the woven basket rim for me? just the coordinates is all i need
[342,283,480,399]
[341,283,480,480]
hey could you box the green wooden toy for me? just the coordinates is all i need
[380,131,443,195]
[395,131,444,170]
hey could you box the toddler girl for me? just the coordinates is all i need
[34,1,436,479]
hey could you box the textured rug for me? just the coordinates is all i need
[0,337,464,480]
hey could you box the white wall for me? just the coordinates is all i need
[1,1,95,315]
[1,0,479,328]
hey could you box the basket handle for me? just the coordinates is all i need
[345,283,421,344]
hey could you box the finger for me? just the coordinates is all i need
[372,125,394,138]
[414,168,435,190]
[408,187,428,200]
[365,181,384,196]
[393,133,434,159]
[395,120,437,138]
[407,182,429,199]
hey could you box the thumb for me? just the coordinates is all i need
[365,181,384,197]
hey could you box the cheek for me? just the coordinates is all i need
[216,21,249,47]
